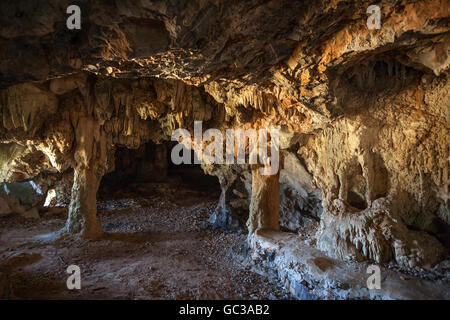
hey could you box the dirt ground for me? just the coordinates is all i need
[0,182,291,300]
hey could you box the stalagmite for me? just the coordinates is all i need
[247,165,280,236]
[64,117,108,238]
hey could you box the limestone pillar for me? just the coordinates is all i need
[64,117,108,238]
[246,165,280,235]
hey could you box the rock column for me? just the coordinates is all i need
[246,165,280,236]
[64,117,108,238]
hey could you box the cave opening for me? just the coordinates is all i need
[345,163,368,211]
[99,141,221,199]
[166,141,221,194]
[346,190,367,211]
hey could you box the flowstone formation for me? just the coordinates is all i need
[0,0,448,272]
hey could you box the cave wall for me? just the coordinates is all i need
[0,0,448,266]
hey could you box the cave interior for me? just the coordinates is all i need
[0,0,449,301]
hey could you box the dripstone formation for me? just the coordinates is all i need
[0,0,449,270]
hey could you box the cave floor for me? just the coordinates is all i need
[0,183,291,300]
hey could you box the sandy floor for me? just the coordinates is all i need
[0,183,291,300]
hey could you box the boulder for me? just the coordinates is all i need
[0,181,45,210]
[20,207,40,220]
[0,197,11,216]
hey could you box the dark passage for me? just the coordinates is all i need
[99,141,220,197]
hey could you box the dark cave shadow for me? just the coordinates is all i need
[102,231,154,243]
[102,230,202,244]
